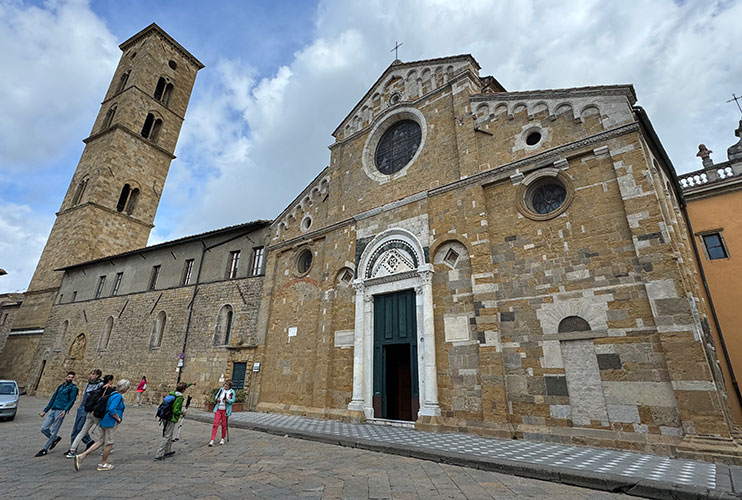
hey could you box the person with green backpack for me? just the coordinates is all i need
[154,382,188,460]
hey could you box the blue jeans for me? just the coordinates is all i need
[40,409,66,450]
[70,407,92,446]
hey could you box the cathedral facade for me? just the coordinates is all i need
[2,25,740,461]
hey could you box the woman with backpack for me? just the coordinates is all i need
[74,379,130,472]
[208,380,235,447]
[66,374,114,457]
[135,376,147,406]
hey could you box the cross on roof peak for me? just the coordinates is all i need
[391,41,403,61]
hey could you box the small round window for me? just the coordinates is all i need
[529,182,567,214]
[168,60,177,70]
[526,131,542,146]
[297,249,313,275]
[374,120,422,175]
[301,216,312,231]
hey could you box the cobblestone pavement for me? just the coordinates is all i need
[0,396,634,499]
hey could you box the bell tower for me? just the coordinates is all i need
[12,23,204,331]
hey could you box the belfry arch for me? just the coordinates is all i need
[348,228,441,421]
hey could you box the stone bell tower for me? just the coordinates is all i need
[11,24,204,332]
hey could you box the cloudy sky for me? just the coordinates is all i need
[1,0,741,293]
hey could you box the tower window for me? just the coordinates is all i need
[112,272,123,296]
[141,113,155,138]
[168,60,177,70]
[103,106,116,130]
[148,265,161,291]
[150,119,162,143]
[117,71,130,93]
[154,77,166,101]
[227,251,240,279]
[95,275,106,299]
[125,188,139,215]
[116,184,131,212]
[162,83,174,106]
[71,178,88,206]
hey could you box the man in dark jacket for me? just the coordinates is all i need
[65,368,102,456]
[36,371,78,457]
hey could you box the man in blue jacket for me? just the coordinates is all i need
[65,368,102,457]
[36,371,78,457]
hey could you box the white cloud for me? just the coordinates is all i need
[0,0,118,170]
[0,202,53,293]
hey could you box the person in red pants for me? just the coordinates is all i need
[209,380,235,446]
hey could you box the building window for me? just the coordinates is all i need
[250,247,264,276]
[154,77,166,101]
[95,276,106,299]
[150,119,163,142]
[102,106,116,130]
[71,291,77,302]
[182,259,194,285]
[227,251,240,279]
[150,311,166,349]
[112,272,123,296]
[141,113,155,138]
[214,305,234,346]
[162,83,174,106]
[558,316,591,333]
[117,184,131,212]
[98,316,113,351]
[148,265,161,291]
[702,233,729,260]
[71,178,88,206]
[297,248,313,275]
[116,70,129,93]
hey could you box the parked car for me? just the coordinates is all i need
[0,380,20,421]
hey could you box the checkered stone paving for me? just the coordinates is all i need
[224,411,733,493]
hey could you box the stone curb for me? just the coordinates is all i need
[189,412,738,500]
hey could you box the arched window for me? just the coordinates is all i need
[116,184,131,212]
[162,83,174,106]
[117,71,130,93]
[558,316,591,333]
[214,305,234,346]
[103,106,116,129]
[154,77,166,101]
[125,188,139,215]
[150,311,166,349]
[71,178,88,206]
[98,316,114,351]
[141,113,155,138]
[150,119,162,143]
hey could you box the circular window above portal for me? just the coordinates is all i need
[168,60,177,70]
[361,108,427,183]
[516,169,574,221]
[301,215,312,232]
[296,248,313,275]
[374,120,421,175]
[526,130,542,146]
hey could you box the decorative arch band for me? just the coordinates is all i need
[365,239,420,278]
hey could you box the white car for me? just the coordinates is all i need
[0,380,20,421]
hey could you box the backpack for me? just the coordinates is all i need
[92,389,114,419]
[156,394,176,423]
[84,386,105,413]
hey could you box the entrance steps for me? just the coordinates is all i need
[367,417,415,429]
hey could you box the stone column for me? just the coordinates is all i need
[418,265,441,416]
[348,281,365,414]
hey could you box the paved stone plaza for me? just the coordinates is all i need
[0,396,637,499]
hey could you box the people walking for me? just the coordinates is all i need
[36,371,78,457]
[135,376,147,406]
[208,380,235,447]
[73,379,129,472]
[154,382,188,460]
[66,374,114,458]
[65,368,102,456]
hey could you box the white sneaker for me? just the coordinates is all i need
[219,439,225,445]
[208,440,214,447]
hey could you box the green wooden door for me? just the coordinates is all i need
[373,289,419,420]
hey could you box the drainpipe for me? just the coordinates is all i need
[634,106,741,406]
[177,230,257,384]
